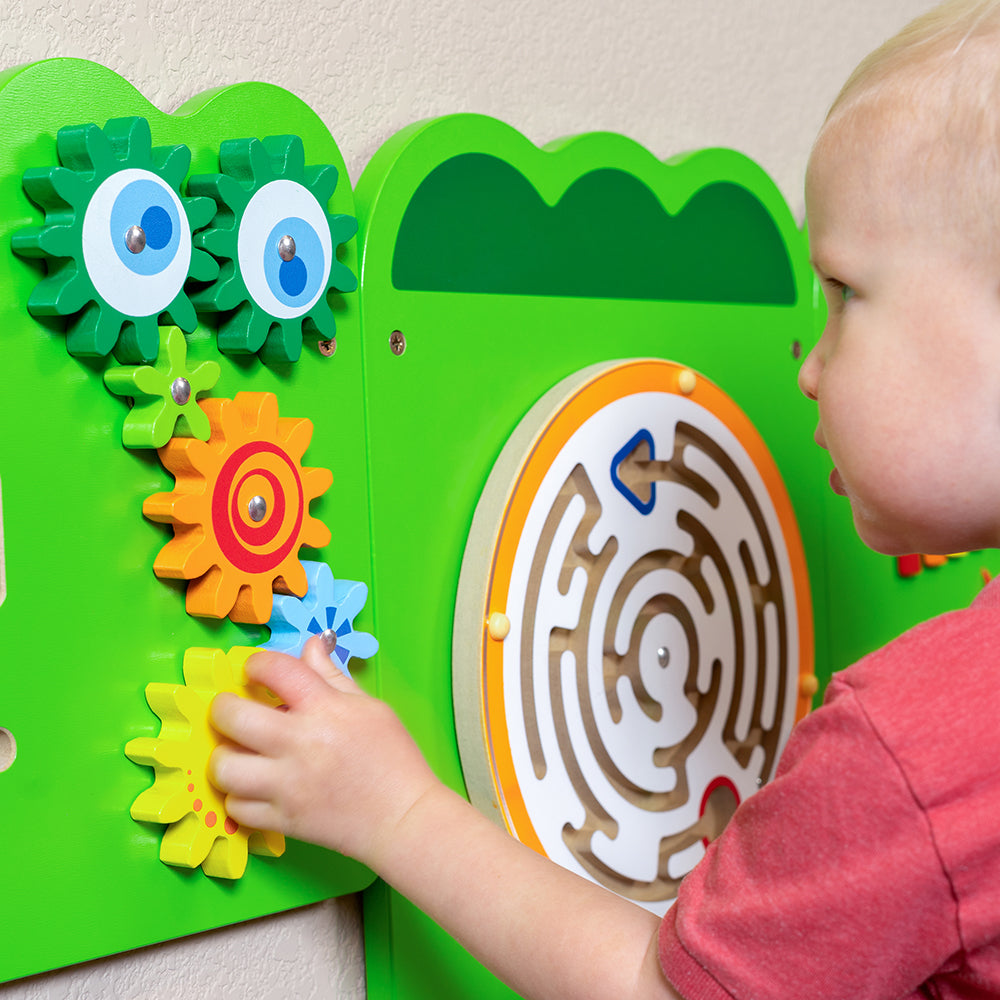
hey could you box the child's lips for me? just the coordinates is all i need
[813,427,844,494]
[813,424,847,497]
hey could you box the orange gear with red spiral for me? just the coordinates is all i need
[144,390,332,623]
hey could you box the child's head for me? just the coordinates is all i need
[823,0,1000,245]
[799,0,1000,558]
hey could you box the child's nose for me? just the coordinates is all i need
[797,344,821,400]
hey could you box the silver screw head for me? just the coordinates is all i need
[247,495,267,522]
[657,646,670,667]
[0,727,17,773]
[125,225,146,254]
[277,234,296,261]
[390,330,406,356]
[170,377,191,405]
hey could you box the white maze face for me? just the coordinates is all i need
[454,361,813,915]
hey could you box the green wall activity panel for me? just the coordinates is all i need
[2,57,995,997]
[0,59,375,983]
[354,113,824,1000]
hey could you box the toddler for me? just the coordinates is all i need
[210,2,1000,995]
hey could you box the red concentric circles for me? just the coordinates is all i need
[211,441,305,574]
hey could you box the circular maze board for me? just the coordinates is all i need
[454,359,813,915]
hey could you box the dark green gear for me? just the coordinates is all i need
[12,117,217,363]
[188,134,357,364]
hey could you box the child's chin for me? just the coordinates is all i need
[848,504,912,557]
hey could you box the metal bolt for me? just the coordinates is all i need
[125,225,146,254]
[657,646,670,667]
[247,495,267,522]
[318,338,337,357]
[390,330,406,356]
[277,234,296,261]
[170,377,191,405]
[0,727,16,774]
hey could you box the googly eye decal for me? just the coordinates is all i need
[189,134,357,365]
[111,179,180,270]
[239,181,332,320]
[83,168,191,316]
[12,117,217,363]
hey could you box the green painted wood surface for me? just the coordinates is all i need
[0,59,375,984]
[356,115,823,1000]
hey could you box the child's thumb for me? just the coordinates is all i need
[302,630,357,691]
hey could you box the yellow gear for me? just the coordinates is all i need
[125,646,285,879]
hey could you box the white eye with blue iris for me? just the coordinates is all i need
[81,168,191,317]
[238,179,332,320]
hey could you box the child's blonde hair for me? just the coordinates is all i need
[815,0,1000,247]
[830,0,1000,116]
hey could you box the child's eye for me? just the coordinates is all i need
[825,277,855,304]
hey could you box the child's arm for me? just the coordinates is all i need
[210,636,682,1000]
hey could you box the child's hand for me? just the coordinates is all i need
[212,634,675,1000]
[209,634,439,872]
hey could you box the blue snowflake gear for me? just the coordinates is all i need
[262,560,377,677]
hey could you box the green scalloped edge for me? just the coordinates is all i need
[355,113,813,305]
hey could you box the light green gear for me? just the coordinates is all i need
[12,116,218,363]
[188,134,357,364]
[103,326,221,449]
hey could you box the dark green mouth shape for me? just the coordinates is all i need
[392,152,796,305]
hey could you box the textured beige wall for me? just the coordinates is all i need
[0,0,932,996]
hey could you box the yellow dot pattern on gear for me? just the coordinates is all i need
[143,391,333,623]
[124,646,286,879]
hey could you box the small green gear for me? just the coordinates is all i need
[188,134,357,364]
[104,326,221,448]
[12,116,218,363]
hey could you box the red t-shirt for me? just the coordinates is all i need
[660,578,1000,999]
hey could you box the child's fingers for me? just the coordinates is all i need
[209,742,278,801]
[211,691,287,756]
[300,631,360,691]
[243,647,337,707]
[221,794,283,835]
